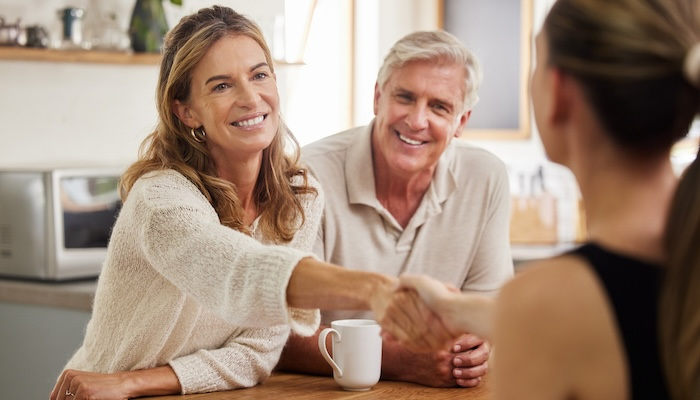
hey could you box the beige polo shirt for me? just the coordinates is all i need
[302,123,514,323]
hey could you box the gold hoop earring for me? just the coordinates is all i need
[190,127,205,143]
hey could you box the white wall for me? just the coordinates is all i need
[0,0,153,167]
[0,0,349,167]
[282,0,353,146]
[0,61,158,167]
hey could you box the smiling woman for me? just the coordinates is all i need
[50,6,322,399]
[48,6,401,400]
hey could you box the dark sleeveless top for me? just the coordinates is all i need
[569,243,669,399]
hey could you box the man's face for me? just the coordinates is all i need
[372,60,470,178]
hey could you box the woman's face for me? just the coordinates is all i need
[176,34,279,163]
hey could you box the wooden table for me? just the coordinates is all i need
[139,371,493,399]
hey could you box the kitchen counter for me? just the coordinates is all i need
[0,277,96,311]
[511,242,579,264]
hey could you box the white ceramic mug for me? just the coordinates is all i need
[317,319,382,391]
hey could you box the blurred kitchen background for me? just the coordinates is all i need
[1,0,698,260]
[1,1,699,398]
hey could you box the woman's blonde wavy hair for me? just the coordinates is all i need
[119,5,316,243]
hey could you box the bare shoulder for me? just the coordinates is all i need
[498,255,596,309]
[492,255,627,399]
[494,255,599,353]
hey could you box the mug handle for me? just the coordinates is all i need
[318,327,343,377]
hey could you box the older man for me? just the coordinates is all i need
[276,30,513,388]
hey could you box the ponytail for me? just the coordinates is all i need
[659,147,700,400]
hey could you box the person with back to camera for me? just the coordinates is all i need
[275,30,514,388]
[383,0,700,398]
[48,6,441,400]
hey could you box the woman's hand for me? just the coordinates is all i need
[50,369,134,400]
[399,274,456,308]
[50,365,180,400]
[398,273,495,340]
[378,287,457,353]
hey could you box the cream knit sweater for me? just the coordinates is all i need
[63,169,322,394]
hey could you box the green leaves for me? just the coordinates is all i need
[129,0,169,52]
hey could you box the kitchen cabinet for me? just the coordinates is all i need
[0,301,91,399]
[0,279,94,399]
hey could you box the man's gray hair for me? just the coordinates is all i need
[376,30,483,111]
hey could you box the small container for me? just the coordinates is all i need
[25,25,49,48]
[0,16,22,46]
[58,7,85,49]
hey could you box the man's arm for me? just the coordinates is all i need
[277,329,488,388]
[276,327,333,376]
[381,333,489,388]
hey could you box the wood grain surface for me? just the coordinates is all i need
[138,371,494,399]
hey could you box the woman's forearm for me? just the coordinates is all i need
[441,292,495,340]
[287,258,396,310]
[125,365,181,398]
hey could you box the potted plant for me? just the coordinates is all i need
[128,0,181,53]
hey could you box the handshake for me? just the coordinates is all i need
[373,274,494,354]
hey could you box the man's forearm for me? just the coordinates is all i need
[379,339,456,387]
[277,328,442,384]
[276,328,333,375]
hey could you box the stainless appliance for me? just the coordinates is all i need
[0,166,123,280]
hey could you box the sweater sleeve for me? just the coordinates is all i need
[167,173,326,394]
[169,324,290,394]
[134,171,319,333]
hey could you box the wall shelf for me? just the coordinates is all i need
[0,46,305,67]
[0,46,161,65]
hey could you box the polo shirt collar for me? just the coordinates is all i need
[345,122,377,206]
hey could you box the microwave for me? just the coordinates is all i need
[0,166,123,280]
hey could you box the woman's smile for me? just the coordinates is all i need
[232,114,266,128]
